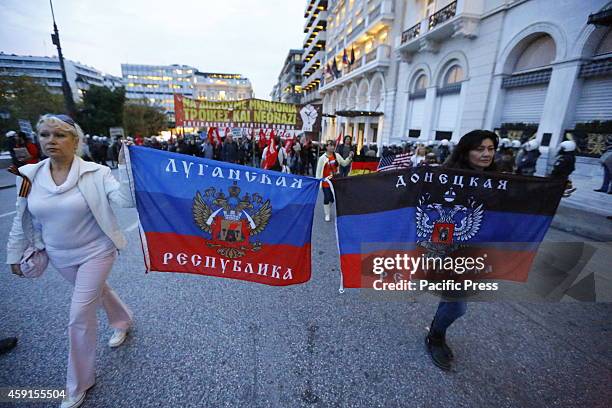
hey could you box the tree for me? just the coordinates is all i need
[123,100,167,137]
[0,75,64,148]
[77,85,126,135]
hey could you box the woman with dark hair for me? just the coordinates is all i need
[425,130,498,371]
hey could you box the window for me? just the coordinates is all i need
[443,65,464,86]
[595,29,612,56]
[414,74,428,92]
[514,35,556,72]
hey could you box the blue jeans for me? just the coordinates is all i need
[431,301,467,336]
[598,164,611,192]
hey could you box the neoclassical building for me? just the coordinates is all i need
[319,0,612,175]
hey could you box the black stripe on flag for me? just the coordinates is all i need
[333,166,566,216]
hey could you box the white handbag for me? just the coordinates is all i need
[19,247,49,278]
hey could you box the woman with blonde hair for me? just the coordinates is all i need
[7,114,134,408]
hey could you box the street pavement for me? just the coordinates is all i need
[0,171,611,408]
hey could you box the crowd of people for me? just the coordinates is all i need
[7,126,581,184]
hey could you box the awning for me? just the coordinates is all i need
[588,7,612,26]
[334,110,384,118]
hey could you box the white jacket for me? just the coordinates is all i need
[316,152,352,180]
[6,157,134,264]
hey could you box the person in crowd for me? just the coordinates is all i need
[594,145,612,194]
[81,135,93,162]
[437,139,451,163]
[7,114,134,408]
[366,144,378,158]
[497,144,515,173]
[7,131,29,167]
[292,139,302,171]
[201,139,215,160]
[287,144,300,174]
[221,134,240,163]
[411,145,427,167]
[424,152,439,166]
[424,130,574,371]
[18,132,40,164]
[336,135,354,177]
[99,136,109,167]
[550,140,578,196]
[261,136,287,171]
[515,140,540,176]
[550,140,577,179]
[89,136,101,164]
[316,140,353,222]
[213,139,223,161]
[424,130,499,371]
[6,130,18,164]
[108,137,120,169]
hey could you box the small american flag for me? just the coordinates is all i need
[376,153,413,172]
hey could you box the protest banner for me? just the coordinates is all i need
[174,95,322,134]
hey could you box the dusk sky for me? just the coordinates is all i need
[0,0,305,98]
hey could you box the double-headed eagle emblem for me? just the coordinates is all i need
[193,182,272,259]
[415,190,484,257]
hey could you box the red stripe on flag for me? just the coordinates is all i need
[340,247,536,289]
[145,232,311,286]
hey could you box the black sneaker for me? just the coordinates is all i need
[425,333,452,371]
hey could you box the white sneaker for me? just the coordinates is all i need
[108,328,128,348]
[324,214,331,222]
[60,392,85,408]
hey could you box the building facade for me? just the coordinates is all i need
[319,0,401,153]
[194,72,253,101]
[302,0,329,104]
[0,52,118,101]
[272,49,305,104]
[320,0,612,175]
[121,63,196,122]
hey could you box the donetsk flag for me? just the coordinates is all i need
[332,166,566,289]
[126,146,319,286]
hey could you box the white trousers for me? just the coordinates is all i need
[55,251,133,398]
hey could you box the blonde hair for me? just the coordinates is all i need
[36,114,85,156]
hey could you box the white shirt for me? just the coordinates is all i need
[27,159,115,268]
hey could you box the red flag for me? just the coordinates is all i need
[207,127,215,144]
[268,130,276,146]
[208,127,221,145]
[263,134,279,170]
[335,130,343,149]
[258,129,267,150]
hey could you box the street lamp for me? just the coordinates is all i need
[50,0,77,118]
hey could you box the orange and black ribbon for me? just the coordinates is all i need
[7,165,32,197]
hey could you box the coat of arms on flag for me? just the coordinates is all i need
[193,183,271,259]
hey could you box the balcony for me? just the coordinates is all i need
[398,0,481,61]
[303,32,327,63]
[302,89,322,104]
[366,0,394,29]
[319,44,391,92]
[302,51,323,77]
[304,10,328,39]
[304,0,316,18]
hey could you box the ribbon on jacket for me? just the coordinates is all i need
[7,165,32,198]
